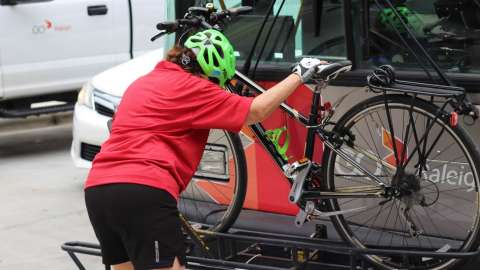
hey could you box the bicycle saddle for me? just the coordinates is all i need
[316,60,352,81]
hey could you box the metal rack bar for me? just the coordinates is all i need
[62,228,480,270]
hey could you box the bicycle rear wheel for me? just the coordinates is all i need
[179,129,247,233]
[322,94,480,269]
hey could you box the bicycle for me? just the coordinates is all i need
[152,3,480,270]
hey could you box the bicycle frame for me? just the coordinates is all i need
[229,71,312,172]
[227,70,387,200]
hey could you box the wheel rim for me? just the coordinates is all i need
[326,101,480,269]
[179,129,246,232]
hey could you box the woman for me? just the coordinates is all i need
[84,29,324,270]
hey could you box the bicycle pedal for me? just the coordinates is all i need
[287,159,312,204]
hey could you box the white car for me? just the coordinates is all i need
[71,48,165,168]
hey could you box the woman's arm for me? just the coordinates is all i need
[245,58,326,125]
[246,74,302,125]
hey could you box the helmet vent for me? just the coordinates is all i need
[213,54,220,67]
[214,44,224,58]
[203,50,209,63]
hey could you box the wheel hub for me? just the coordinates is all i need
[395,171,420,195]
[390,170,426,237]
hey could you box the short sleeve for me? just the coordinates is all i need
[190,83,253,132]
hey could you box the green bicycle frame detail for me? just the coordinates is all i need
[265,126,290,161]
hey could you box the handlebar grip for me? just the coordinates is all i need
[228,6,253,16]
[156,21,178,32]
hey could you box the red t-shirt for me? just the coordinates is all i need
[85,61,253,200]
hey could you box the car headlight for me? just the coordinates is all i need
[77,82,94,108]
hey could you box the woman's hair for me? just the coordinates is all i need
[165,46,203,75]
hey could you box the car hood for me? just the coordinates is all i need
[91,48,165,97]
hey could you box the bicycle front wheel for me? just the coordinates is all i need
[179,129,247,233]
[322,94,480,269]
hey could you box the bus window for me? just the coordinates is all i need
[358,0,480,74]
[178,1,348,70]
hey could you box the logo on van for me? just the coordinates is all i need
[335,128,476,192]
[45,19,53,29]
[382,128,408,167]
[32,20,71,34]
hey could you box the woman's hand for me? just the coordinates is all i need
[292,58,329,83]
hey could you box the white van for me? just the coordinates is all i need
[0,0,170,117]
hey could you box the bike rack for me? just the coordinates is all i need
[62,225,480,270]
[62,0,480,269]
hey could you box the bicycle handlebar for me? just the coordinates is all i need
[155,6,253,34]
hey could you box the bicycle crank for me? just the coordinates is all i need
[295,201,368,227]
[286,158,312,204]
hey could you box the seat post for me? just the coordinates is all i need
[304,82,325,159]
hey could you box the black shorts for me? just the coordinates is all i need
[85,183,186,269]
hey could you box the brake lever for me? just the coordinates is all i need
[210,12,231,24]
[151,31,167,42]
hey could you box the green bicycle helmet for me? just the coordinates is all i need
[184,29,236,87]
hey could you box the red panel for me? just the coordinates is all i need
[243,82,324,215]
[196,81,326,216]
[255,142,298,215]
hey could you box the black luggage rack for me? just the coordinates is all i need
[62,226,480,270]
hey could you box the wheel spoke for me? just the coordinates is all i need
[324,97,480,269]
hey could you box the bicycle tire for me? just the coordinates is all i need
[322,94,480,270]
[179,129,247,233]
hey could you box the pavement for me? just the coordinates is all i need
[0,114,103,270]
